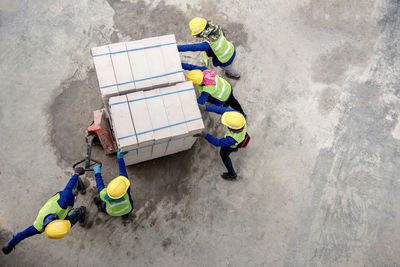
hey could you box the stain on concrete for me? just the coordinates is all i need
[297,0,376,36]
[312,42,375,85]
[106,0,189,42]
[318,86,341,115]
[161,237,172,250]
[106,0,248,48]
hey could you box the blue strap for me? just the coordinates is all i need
[109,87,194,106]
[100,70,183,89]
[92,42,177,57]
[118,117,202,140]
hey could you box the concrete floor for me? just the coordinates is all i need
[1,0,400,266]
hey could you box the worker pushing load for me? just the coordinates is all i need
[195,105,250,180]
[93,151,134,218]
[178,17,240,79]
[1,168,87,255]
[182,62,246,117]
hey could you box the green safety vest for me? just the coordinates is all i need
[100,188,132,217]
[225,124,247,149]
[33,193,72,232]
[199,75,232,102]
[207,33,235,64]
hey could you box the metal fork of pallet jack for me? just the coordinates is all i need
[73,133,103,195]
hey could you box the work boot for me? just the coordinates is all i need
[221,172,237,180]
[77,178,86,195]
[93,196,102,206]
[2,246,12,255]
[222,65,240,80]
[79,206,86,227]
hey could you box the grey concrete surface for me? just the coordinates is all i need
[1,0,400,266]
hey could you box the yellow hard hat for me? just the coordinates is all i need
[44,220,71,239]
[186,70,204,86]
[107,176,130,199]
[221,111,246,130]
[189,17,207,35]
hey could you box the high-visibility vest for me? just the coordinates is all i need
[207,33,235,64]
[100,188,132,216]
[225,124,247,149]
[199,75,231,102]
[33,193,72,232]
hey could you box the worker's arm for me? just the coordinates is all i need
[205,134,236,147]
[117,152,129,178]
[95,173,105,193]
[178,42,213,53]
[181,63,208,71]
[63,174,79,192]
[92,165,105,193]
[197,92,210,105]
[118,158,128,178]
[56,173,80,208]
[7,225,41,250]
[205,105,234,115]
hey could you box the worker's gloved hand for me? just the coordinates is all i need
[198,104,206,111]
[194,130,207,138]
[2,246,12,255]
[93,165,101,175]
[117,151,128,159]
[74,167,85,176]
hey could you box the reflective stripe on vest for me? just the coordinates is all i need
[100,188,132,217]
[199,75,231,102]
[225,123,247,148]
[33,193,73,232]
[208,33,235,64]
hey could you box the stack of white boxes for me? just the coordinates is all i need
[91,35,204,165]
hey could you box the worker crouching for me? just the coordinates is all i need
[195,105,250,180]
[183,63,246,117]
[178,17,240,79]
[93,151,133,218]
[2,168,87,255]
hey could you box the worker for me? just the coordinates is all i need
[93,151,133,218]
[182,62,246,116]
[178,17,240,79]
[195,105,250,180]
[1,167,87,255]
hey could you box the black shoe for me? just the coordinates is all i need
[2,246,12,255]
[79,206,86,226]
[77,179,86,195]
[93,196,102,206]
[225,72,240,80]
[221,172,237,180]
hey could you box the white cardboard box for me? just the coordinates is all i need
[109,42,135,95]
[141,37,170,88]
[127,91,154,147]
[91,45,118,105]
[109,95,138,152]
[159,35,185,85]
[126,40,153,90]
[175,81,205,135]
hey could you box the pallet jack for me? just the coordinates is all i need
[72,109,117,194]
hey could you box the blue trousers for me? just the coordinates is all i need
[220,148,237,175]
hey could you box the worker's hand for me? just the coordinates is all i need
[74,167,85,176]
[194,130,207,138]
[93,165,101,175]
[198,104,206,111]
[117,151,128,159]
[2,246,12,255]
